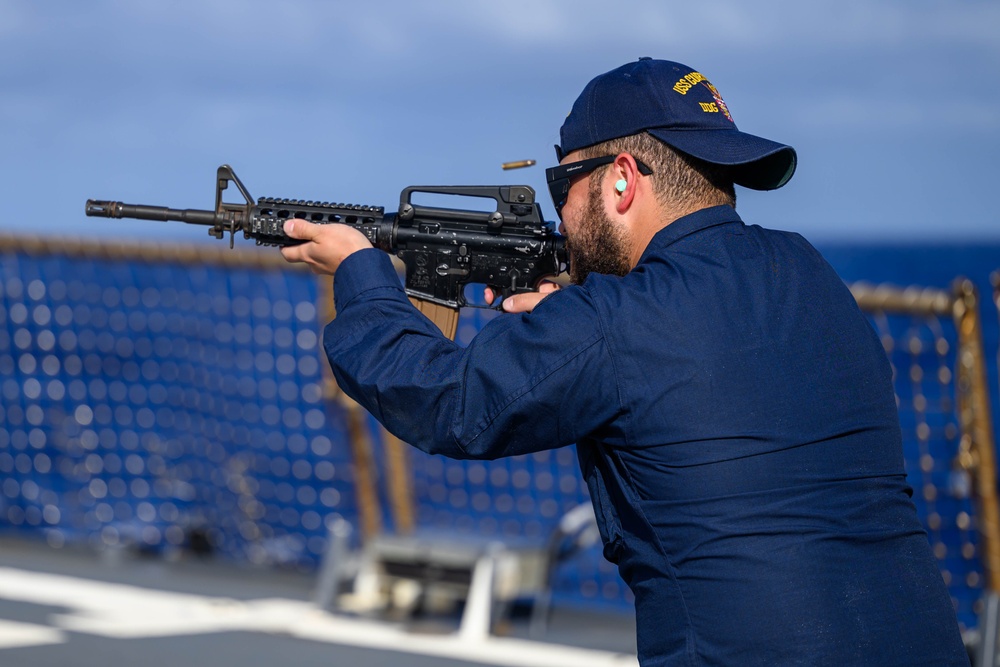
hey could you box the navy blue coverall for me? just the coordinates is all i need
[324,204,968,666]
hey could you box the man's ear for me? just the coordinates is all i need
[612,153,640,215]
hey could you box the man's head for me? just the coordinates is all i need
[547,58,796,283]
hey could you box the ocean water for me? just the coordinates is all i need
[819,243,1000,298]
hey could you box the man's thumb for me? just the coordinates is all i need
[283,218,318,240]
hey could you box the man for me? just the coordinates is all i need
[281,58,967,665]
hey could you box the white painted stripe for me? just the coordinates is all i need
[0,619,65,649]
[0,567,638,667]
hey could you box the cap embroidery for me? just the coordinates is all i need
[672,71,734,123]
[702,82,734,123]
[672,71,707,94]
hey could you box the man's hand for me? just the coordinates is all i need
[485,280,562,314]
[280,219,373,275]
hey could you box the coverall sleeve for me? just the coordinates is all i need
[323,249,622,460]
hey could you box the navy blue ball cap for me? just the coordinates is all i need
[558,58,796,190]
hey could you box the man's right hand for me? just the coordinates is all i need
[485,280,562,314]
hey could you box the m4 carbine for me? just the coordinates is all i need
[86,165,567,321]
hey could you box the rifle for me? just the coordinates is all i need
[86,165,567,323]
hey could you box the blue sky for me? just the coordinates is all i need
[2,0,998,246]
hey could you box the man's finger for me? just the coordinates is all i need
[501,292,550,314]
[283,218,320,241]
[537,281,562,294]
[280,244,304,262]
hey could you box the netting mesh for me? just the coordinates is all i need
[0,244,357,566]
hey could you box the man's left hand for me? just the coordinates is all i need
[280,219,373,275]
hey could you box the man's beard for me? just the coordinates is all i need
[567,182,632,284]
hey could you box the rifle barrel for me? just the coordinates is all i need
[86,200,221,226]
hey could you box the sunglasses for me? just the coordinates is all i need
[545,155,653,219]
